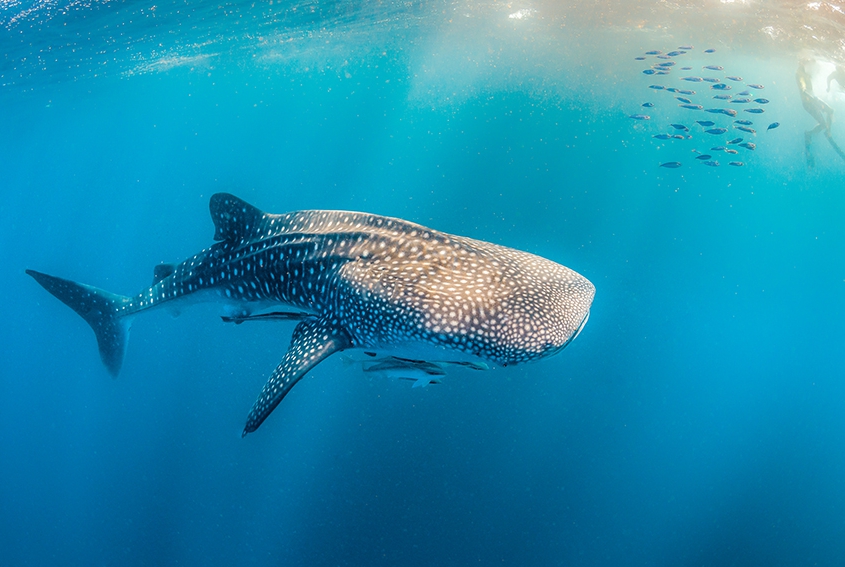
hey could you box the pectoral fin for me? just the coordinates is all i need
[242,317,352,436]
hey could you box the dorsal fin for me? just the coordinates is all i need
[152,263,176,285]
[209,193,267,242]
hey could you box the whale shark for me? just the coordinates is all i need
[27,193,595,435]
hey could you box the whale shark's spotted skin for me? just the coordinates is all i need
[27,193,595,436]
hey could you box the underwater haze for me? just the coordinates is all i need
[3,0,845,565]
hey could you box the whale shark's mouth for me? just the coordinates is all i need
[551,309,591,356]
[571,309,590,343]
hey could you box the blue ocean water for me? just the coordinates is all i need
[2,1,845,565]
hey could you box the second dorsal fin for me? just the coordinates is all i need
[209,193,267,242]
[152,263,176,285]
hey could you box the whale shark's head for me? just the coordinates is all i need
[517,267,595,360]
[457,255,595,366]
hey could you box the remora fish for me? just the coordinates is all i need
[27,194,596,436]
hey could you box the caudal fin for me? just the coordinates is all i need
[26,270,133,376]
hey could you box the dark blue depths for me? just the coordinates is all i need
[2,17,845,567]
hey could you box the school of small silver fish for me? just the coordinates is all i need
[630,45,781,169]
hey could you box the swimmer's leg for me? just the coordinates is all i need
[824,130,845,163]
[804,94,830,129]
[805,124,825,168]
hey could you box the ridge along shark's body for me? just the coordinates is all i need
[27,194,595,436]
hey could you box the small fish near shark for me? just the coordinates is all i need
[27,194,595,436]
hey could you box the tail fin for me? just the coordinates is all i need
[26,270,133,376]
